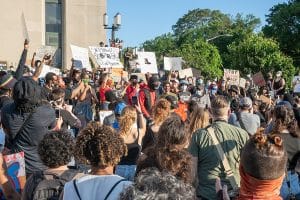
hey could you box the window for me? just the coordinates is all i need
[45,0,62,67]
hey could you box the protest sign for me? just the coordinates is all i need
[110,68,128,82]
[179,68,193,79]
[136,52,158,74]
[223,69,240,86]
[0,152,26,197]
[70,45,91,71]
[89,47,123,69]
[164,57,182,71]
[99,111,113,124]
[35,46,57,61]
[292,76,300,93]
[239,78,247,88]
[252,72,266,87]
[39,64,60,78]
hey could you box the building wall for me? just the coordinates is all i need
[0,0,106,69]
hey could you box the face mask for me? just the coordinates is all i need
[181,85,188,91]
[196,90,203,96]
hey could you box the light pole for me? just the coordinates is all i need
[206,34,233,42]
[103,12,121,47]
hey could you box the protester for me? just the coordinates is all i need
[228,97,260,135]
[41,72,58,100]
[125,75,139,105]
[293,71,300,96]
[273,71,286,96]
[160,81,178,100]
[98,73,111,109]
[138,115,192,184]
[189,96,249,199]
[138,76,160,121]
[22,130,81,200]
[1,77,60,176]
[116,105,146,181]
[63,122,132,199]
[238,132,287,199]
[142,99,170,151]
[189,107,210,135]
[120,168,195,200]
[0,74,17,110]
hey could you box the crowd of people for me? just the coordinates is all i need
[0,40,300,200]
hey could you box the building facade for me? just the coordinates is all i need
[0,0,106,69]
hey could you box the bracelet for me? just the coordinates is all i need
[137,112,143,115]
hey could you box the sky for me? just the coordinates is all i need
[107,0,287,47]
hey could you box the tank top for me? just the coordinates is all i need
[273,78,285,95]
[118,128,141,165]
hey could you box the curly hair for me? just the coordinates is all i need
[137,115,192,183]
[241,129,287,180]
[272,105,298,137]
[38,130,75,168]
[75,122,127,168]
[119,168,195,200]
[119,106,137,137]
[152,99,170,125]
[189,107,210,135]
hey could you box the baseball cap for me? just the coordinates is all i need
[0,74,17,90]
[240,97,253,109]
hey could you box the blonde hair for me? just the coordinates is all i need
[152,99,171,125]
[119,106,137,137]
[189,107,210,134]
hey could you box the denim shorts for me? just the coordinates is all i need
[115,165,137,181]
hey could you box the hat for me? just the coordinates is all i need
[229,85,239,94]
[0,74,17,90]
[165,95,178,109]
[129,75,138,81]
[276,71,282,76]
[240,97,253,109]
[149,76,160,83]
[115,102,126,115]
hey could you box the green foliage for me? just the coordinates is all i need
[227,34,295,86]
[263,0,300,67]
[172,39,223,78]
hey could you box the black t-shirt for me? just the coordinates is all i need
[1,103,56,174]
[0,96,13,110]
[41,86,52,101]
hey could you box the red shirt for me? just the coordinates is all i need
[99,86,111,102]
[126,85,137,105]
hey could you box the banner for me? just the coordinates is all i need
[0,152,26,197]
[39,64,60,78]
[223,69,240,86]
[179,68,193,79]
[70,45,91,71]
[136,52,158,74]
[110,68,128,82]
[164,57,182,71]
[89,47,123,69]
[252,72,266,87]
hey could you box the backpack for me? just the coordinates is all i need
[32,169,79,200]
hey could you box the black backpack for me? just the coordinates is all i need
[31,169,79,200]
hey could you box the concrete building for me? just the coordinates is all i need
[0,0,106,69]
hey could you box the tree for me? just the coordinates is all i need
[263,0,300,67]
[227,34,295,86]
[172,39,223,79]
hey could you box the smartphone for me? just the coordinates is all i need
[55,109,61,119]
[132,96,138,106]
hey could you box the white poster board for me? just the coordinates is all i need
[89,47,123,69]
[39,65,60,78]
[70,45,91,71]
[35,46,57,61]
[223,69,240,86]
[239,78,246,88]
[164,57,182,71]
[136,52,158,74]
[179,68,193,79]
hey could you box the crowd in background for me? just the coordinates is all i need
[0,40,300,199]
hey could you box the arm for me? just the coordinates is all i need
[0,154,21,200]
[70,82,84,99]
[78,85,90,101]
[30,52,36,68]
[15,40,29,81]
[135,105,146,144]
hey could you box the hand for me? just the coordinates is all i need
[135,104,142,114]
[55,117,63,130]
[215,178,230,200]
[33,52,36,57]
[43,54,51,61]
[24,39,29,49]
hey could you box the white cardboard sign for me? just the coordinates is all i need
[70,45,91,71]
[136,52,158,74]
[39,64,60,78]
[164,57,182,71]
[89,47,123,69]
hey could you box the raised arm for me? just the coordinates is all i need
[15,39,29,80]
